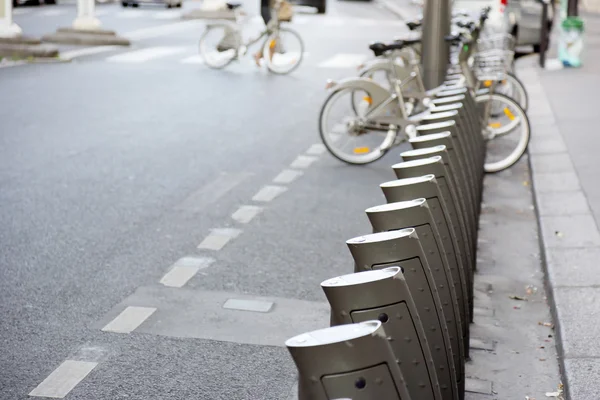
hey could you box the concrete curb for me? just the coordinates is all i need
[181,8,238,20]
[42,28,130,46]
[518,54,600,400]
[0,43,59,58]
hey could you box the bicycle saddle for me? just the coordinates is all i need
[226,2,242,9]
[368,38,422,57]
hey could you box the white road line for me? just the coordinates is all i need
[180,54,204,64]
[290,155,318,168]
[117,10,144,18]
[231,205,263,224]
[29,360,98,398]
[125,19,200,40]
[306,143,326,156]
[40,9,68,16]
[101,306,157,333]
[106,46,186,63]
[197,228,242,250]
[153,10,180,19]
[252,185,287,202]
[318,53,368,69]
[94,9,112,16]
[60,45,121,60]
[13,8,32,14]
[273,169,303,184]
[160,256,215,287]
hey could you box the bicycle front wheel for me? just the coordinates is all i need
[477,92,531,173]
[199,24,239,69]
[263,27,304,75]
[319,86,396,165]
[482,72,529,111]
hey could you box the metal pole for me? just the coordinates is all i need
[421,0,451,89]
[567,0,578,16]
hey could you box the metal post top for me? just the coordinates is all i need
[380,174,436,189]
[410,131,452,142]
[366,198,427,214]
[401,145,447,157]
[346,228,417,245]
[422,110,459,120]
[285,320,382,348]
[322,266,402,288]
[416,120,456,131]
[392,155,443,169]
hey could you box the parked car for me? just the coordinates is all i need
[453,0,554,51]
[13,0,55,6]
[122,0,182,7]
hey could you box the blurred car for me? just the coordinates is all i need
[289,0,326,14]
[453,0,554,51]
[122,0,182,7]
[13,0,55,6]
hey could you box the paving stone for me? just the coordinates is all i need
[539,214,600,248]
[533,172,581,193]
[554,287,600,358]
[546,247,600,287]
[537,190,590,216]
[564,358,600,400]
[531,153,575,174]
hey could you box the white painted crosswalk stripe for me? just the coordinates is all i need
[273,169,303,184]
[231,205,263,224]
[252,185,287,202]
[318,53,368,69]
[102,306,157,333]
[40,9,68,16]
[180,54,204,64]
[153,10,181,19]
[117,10,145,18]
[198,228,242,250]
[160,257,214,287]
[106,46,186,63]
[29,360,98,398]
[290,155,318,168]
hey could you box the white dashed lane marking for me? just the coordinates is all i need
[231,205,263,224]
[160,256,215,288]
[29,360,98,398]
[197,228,242,250]
[273,169,303,184]
[101,306,157,334]
[306,143,326,156]
[317,53,368,69]
[252,185,288,202]
[290,155,318,169]
[106,46,187,63]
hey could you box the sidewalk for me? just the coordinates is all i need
[518,11,600,400]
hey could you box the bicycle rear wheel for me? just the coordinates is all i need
[319,86,396,165]
[263,27,304,75]
[477,92,530,173]
[199,24,239,69]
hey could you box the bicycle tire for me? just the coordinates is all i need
[198,25,238,70]
[319,87,395,165]
[501,72,529,112]
[263,27,304,75]
[476,92,531,173]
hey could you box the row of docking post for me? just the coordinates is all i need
[285,83,485,400]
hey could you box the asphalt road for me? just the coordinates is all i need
[1,1,413,399]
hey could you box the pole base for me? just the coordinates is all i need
[72,16,102,31]
[0,23,23,39]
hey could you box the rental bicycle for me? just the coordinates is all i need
[198,1,304,74]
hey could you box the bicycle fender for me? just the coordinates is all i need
[330,77,404,118]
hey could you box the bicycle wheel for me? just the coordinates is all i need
[199,24,239,69]
[262,27,304,74]
[482,72,529,111]
[319,86,397,165]
[476,92,531,173]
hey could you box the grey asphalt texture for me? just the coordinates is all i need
[1,2,410,399]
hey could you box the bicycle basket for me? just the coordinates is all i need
[270,0,293,21]
[477,33,515,52]
[473,49,514,81]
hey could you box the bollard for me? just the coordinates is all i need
[322,267,443,400]
[287,320,412,400]
[391,157,475,320]
[364,199,465,399]
[380,175,470,355]
[346,228,460,400]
